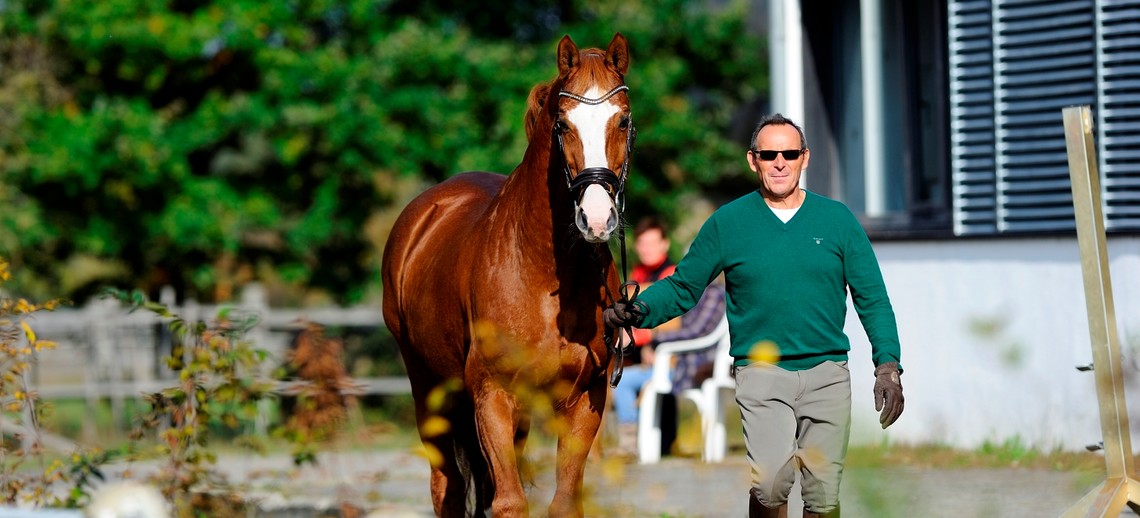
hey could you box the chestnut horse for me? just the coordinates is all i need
[382,34,633,516]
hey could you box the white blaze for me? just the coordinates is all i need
[566,87,621,241]
[566,88,620,170]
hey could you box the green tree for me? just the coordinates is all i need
[0,0,765,304]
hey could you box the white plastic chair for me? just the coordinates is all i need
[637,314,735,464]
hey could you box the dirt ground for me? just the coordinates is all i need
[190,447,1124,517]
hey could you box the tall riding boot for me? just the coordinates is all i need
[803,504,840,518]
[748,497,787,518]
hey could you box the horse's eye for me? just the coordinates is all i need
[618,116,631,130]
[554,120,569,134]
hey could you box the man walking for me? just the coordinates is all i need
[604,114,905,517]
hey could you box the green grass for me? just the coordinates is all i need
[844,436,1107,473]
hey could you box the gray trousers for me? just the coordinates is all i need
[735,360,851,513]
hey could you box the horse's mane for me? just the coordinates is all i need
[524,80,555,143]
[523,49,624,142]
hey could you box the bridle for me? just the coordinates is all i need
[554,83,640,387]
[555,84,636,211]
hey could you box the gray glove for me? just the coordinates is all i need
[873,362,904,429]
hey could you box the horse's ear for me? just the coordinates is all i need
[557,35,578,76]
[525,83,552,141]
[607,33,630,76]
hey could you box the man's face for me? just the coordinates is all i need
[634,228,669,266]
[747,124,809,201]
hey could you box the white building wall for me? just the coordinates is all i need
[846,236,1140,451]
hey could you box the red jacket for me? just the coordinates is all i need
[629,259,675,346]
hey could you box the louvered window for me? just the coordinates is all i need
[948,0,1140,235]
[949,1,998,234]
[1101,1,1140,229]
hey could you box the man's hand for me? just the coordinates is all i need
[603,300,643,329]
[873,362,904,429]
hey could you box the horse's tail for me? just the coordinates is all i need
[450,399,491,515]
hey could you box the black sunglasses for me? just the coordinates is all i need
[751,148,804,161]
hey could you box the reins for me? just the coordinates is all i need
[603,239,640,387]
[555,83,639,388]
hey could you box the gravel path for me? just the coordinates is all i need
[176,448,1121,517]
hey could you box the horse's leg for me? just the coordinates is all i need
[427,430,468,518]
[548,382,607,517]
[403,356,469,517]
[588,384,614,460]
[473,385,528,517]
[473,405,530,515]
[515,406,532,486]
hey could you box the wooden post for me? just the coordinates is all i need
[1061,105,1140,517]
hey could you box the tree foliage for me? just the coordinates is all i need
[0,0,766,304]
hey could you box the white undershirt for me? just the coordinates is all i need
[770,206,799,223]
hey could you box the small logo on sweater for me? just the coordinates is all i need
[813,237,823,244]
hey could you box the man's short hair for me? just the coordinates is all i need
[751,113,808,150]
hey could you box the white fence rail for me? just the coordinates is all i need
[20,284,408,428]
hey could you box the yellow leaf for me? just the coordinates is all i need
[21,321,35,344]
[748,341,781,364]
[601,456,626,483]
[418,443,444,468]
[420,416,451,438]
[426,385,449,412]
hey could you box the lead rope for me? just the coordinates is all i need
[604,215,640,388]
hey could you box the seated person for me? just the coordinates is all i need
[612,217,726,454]
[612,279,726,455]
[662,279,727,395]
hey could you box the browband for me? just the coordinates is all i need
[558,85,629,106]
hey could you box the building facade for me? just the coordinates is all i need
[766,0,1140,450]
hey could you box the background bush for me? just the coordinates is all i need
[0,0,766,305]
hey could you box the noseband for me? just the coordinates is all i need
[555,85,636,209]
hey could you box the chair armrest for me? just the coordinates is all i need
[645,316,729,395]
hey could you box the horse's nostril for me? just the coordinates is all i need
[577,208,589,230]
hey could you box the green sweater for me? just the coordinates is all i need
[635,190,901,371]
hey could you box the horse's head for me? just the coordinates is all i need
[537,33,633,244]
